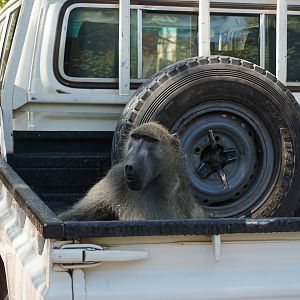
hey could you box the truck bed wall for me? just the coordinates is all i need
[7,131,113,213]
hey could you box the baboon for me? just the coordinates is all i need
[59,122,205,221]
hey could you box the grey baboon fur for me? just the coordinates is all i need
[59,122,205,221]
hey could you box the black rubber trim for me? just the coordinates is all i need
[131,0,197,6]
[211,3,276,10]
[211,3,300,10]
[0,157,63,238]
[13,131,114,153]
[62,218,300,239]
[288,85,300,93]
[288,5,300,11]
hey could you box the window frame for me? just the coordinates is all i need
[0,7,20,86]
[54,1,198,88]
[55,2,300,89]
[136,8,198,80]
[58,2,119,84]
[210,12,261,67]
[285,10,300,88]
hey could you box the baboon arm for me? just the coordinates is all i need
[59,164,125,221]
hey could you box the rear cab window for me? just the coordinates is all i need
[56,2,198,88]
[56,2,300,91]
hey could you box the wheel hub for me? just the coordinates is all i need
[197,129,238,190]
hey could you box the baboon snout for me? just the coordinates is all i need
[124,163,135,178]
[124,163,143,191]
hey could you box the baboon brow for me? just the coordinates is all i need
[130,133,159,143]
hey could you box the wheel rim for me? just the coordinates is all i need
[171,101,275,218]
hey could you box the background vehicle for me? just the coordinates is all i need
[1,0,300,299]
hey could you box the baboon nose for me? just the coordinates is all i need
[125,164,134,177]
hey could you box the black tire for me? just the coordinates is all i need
[112,56,300,218]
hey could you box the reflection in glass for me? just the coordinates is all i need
[142,12,198,78]
[0,9,19,83]
[64,8,119,78]
[288,15,300,82]
[210,14,260,65]
[130,10,138,79]
[265,15,276,75]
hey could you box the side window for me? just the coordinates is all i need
[211,12,300,84]
[0,20,5,51]
[63,7,119,79]
[141,12,198,78]
[265,14,276,75]
[287,15,300,82]
[59,5,198,85]
[59,6,300,87]
[0,8,20,83]
[210,14,260,65]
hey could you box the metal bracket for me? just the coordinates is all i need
[52,243,149,269]
[212,234,221,262]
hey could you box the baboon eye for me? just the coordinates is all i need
[131,133,141,141]
[131,133,158,143]
[142,136,158,143]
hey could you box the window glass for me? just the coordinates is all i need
[63,8,198,81]
[287,15,300,82]
[142,12,198,78]
[64,7,119,79]
[0,8,19,82]
[0,20,5,45]
[130,10,138,79]
[210,14,260,65]
[265,14,276,75]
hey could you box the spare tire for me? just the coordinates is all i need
[112,56,300,218]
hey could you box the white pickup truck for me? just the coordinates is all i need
[1,0,300,299]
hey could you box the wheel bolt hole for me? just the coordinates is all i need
[215,136,220,141]
[248,131,253,137]
[235,192,240,197]
[194,146,201,154]
[243,184,248,189]
[203,199,209,204]
[254,164,257,169]
[250,175,254,180]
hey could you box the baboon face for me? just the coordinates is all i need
[124,123,178,191]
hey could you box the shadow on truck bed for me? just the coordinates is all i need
[7,131,113,214]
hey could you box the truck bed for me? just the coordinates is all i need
[2,130,300,239]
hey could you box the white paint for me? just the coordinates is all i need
[1,0,28,154]
[52,243,148,269]
[72,269,86,300]
[198,0,210,56]
[212,234,221,261]
[5,0,300,133]
[0,184,73,299]
[79,239,300,300]
[260,14,266,68]
[119,0,130,95]
[276,0,287,83]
